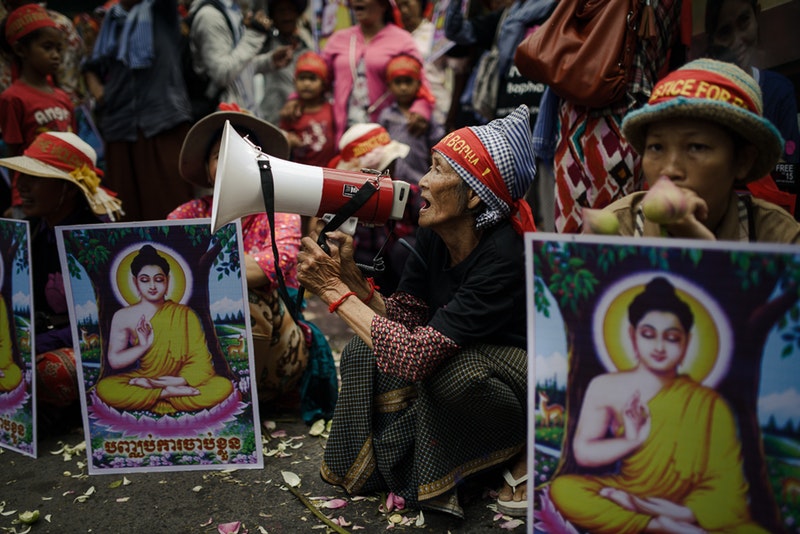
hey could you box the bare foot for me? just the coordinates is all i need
[497,453,527,504]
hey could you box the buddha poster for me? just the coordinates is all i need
[0,218,35,458]
[56,220,263,474]
[526,234,800,534]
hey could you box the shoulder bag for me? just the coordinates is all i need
[514,0,650,108]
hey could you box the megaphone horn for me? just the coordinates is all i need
[211,121,410,234]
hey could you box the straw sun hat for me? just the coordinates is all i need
[179,108,290,188]
[622,58,784,183]
[0,132,123,219]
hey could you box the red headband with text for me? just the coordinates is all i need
[434,128,536,234]
[434,129,507,202]
[24,134,102,176]
[648,69,758,113]
[340,127,391,162]
[5,4,58,46]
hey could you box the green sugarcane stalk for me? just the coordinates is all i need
[286,485,350,534]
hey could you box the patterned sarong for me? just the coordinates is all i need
[248,288,308,402]
[321,337,527,516]
[554,101,642,233]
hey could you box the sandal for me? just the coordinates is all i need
[496,469,528,517]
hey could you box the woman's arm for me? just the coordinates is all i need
[190,8,266,88]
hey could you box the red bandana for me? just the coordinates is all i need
[295,51,329,85]
[434,129,536,234]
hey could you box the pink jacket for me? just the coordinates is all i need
[322,24,433,144]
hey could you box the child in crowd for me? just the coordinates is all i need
[0,5,73,213]
[378,53,443,276]
[379,53,444,187]
[279,51,337,168]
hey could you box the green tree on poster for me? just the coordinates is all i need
[61,223,240,380]
[533,239,800,533]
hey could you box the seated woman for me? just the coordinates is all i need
[169,105,337,422]
[297,105,536,517]
[549,277,766,533]
[0,131,122,433]
[586,58,800,243]
[95,245,234,416]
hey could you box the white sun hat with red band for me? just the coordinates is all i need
[330,123,410,172]
[622,58,784,184]
[0,132,123,220]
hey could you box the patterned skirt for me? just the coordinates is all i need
[248,287,309,402]
[320,337,527,516]
[554,101,642,233]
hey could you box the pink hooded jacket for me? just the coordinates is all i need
[322,23,434,144]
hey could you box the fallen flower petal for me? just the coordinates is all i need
[217,521,241,534]
[200,518,214,527]
[308,419,326,436]
[18,510,39,524]
[321,499,348,510]
[281,470,301,488]
[115,497,130,503]
[73,486,95,504]
[271,430,287,438]
[122,477,132,486]
[385,492,405,513]
[415,511,425,527]
[331,516,352,527]
[192,486,203,492]
[44,514,51,523]
[500,519,525,530]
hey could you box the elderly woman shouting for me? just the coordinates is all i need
[297,105,536,517]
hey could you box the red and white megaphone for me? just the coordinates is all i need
[211,121,410,234]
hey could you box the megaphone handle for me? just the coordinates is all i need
[317,233,331,255]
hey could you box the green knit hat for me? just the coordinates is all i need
[622,58,784,183]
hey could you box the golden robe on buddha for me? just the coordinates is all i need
[550,376,768,534]
[96,301,233,415]
[0,296,22,393]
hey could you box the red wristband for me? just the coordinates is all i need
[362,277,380,304]
[328,291,357,313]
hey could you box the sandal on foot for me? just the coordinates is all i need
[496,469,528,517]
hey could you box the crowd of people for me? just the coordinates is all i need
[0,0,798,529]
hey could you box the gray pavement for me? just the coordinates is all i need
[0,296,527,533]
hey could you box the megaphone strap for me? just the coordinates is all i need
[317,176,380,252]
[257,157,302,322]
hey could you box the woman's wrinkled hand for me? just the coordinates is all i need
[297,234,348,300]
